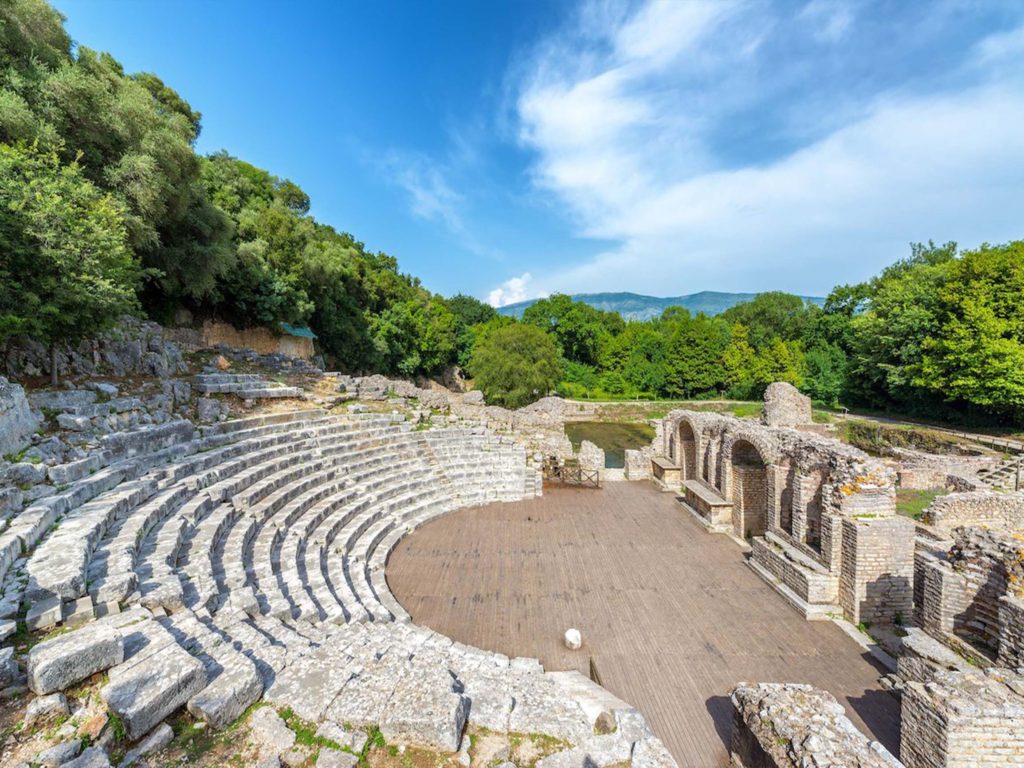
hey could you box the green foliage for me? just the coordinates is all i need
[720,291,812,347]
[470,323,562,408]
[0,142,139,346]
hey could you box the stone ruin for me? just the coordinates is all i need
[653,407,912,624]
[643,386,1024,768]
[730,683,899,768]
[0,351,677,766]
[759,381,812,428]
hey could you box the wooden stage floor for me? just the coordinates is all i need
[386,482,900,768]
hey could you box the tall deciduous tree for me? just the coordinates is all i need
[470,323,562,408]
[0,143,139,383]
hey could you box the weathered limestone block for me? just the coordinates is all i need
[901,670,1024,768]
[0,376,40,456]
[250,706,297,753]
[731,683,898,768]
[35,738,83,766]
[760,382,812,428]
[187,654,264,728]
[577,440,605,475]
[379,658,469,752]
[61,746,112,767]
[0,646,17,688]
[631,737,678,768]
[897,628,974,686]
[535,734,633,768]
[101,641,207,739]
[24,692,69,728]
[28,623,125,695]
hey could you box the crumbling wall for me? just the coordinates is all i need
[760,381,812,428]
[730,683,899,768]
[901,670,1024,768]
[1,317,188,380]
[924,491,1024,533]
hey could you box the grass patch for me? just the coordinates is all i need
[896,488,943,521]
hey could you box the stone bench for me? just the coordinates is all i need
[681,479,733,532]
[650,456,681,490]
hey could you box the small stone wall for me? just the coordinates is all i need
[923,491,1024,532]
[623,448,652,480]
[730,683,899,768]
[901,670,1024,768]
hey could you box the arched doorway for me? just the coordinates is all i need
[678,421,697,481]
[731,440,769,540]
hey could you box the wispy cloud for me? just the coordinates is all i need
[487,272,541,307]
[384,152,468,236]
[490,0,1024,300]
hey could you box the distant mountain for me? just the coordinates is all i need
[496,291,825,321]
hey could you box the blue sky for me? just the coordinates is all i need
[57,0,1024,305]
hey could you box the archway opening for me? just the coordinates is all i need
[678,421,697,482]
[731,440,769,539]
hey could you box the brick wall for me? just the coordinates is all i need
[1000,595,1024,670]
[901,671,1024,768]
[839,516,916,625]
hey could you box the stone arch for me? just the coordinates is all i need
[677,418,698,481]
[727,438,771,540]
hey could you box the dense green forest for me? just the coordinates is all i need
[1,0,1023,425]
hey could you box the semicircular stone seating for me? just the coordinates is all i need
[6,409,676,766]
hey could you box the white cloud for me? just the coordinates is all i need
[502,2,1024,298]
[487,272,541,307]
[385,153,466,235]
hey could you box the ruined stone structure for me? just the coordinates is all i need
[654,409,913,623]
[0,403,675,766]
[730,683,899,768]
[759,381,813,428]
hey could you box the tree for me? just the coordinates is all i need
[522,293,619,366]
[720,292,812,347]
[446,294,496,327]
[916,242,1024,416]
[802,342,846,406]
[720,323,757,399]
[0,143,139,383]
[470,323,562,408]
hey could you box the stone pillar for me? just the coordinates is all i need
[920,560,969,638]
[839,516,915,625]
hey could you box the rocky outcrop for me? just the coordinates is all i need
[0,376,40,456]
[1,317,187,380]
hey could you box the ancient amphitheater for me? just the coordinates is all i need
[2,337,1024,767]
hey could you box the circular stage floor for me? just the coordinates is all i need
[386,482,899,768]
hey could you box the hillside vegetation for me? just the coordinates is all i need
[2,0,1023,425]
[497,291,824,321]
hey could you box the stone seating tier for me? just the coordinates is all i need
[13,410,677,765]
